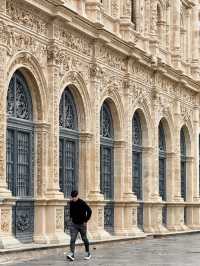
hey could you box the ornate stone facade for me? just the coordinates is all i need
[0,0,200,248]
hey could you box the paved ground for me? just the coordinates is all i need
[6,234,200,266]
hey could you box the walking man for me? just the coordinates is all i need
[67,190,92,261]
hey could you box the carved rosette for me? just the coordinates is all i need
[56,208,63,230]
[1,209,10,233]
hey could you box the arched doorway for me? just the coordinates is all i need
[132,111,143,228]
[6,70,34,243]
[100,102,114,232]
[59,87,79,232]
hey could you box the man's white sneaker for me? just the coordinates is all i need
[84,252,91,260]
[66,252,75,261]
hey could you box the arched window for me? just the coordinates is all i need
[159,122,166,200]
[180,128,186,200]
[132,111,142,200]
[6,70,34,243]
[100,102,114,231]
[59,88,79,199]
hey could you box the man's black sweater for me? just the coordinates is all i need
[69,198,92,224]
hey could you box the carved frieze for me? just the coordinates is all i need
[96,45,127,72]
[155,74,196,106]
[131,61,153,86]
[4,26,47,66]
[54,25,93,57]
[6,0,48,36]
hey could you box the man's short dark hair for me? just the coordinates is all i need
[71,190,78,198]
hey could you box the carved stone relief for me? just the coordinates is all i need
[131,61,153,86]
[123,0,131,17]
[6,0,48,36]
[54,25,92,57]
[56,208,63,230]
[96,45,127,71]
[98,208,103,227]
[132,207,137,226]
[1,209,10,233]
[111,0,119,18]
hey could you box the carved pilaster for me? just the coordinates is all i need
[87,62,103,201]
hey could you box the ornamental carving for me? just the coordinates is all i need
[96,45,126,71]
[102,72,123,95]
[90,63,103,79]
[130,81,151,108]
[98,208,103,227]
[150,1,157,34]
[6,0,48,36]
[132,208,137,225]
[6,29,47,65]
[1,209,10,233]
[123,0,131,17]
[131,61,153,85]
[54,26,92,57]
[180,105,192,122]
[56,209,63,230]
[155,75,196,106]
[111,0,119,17]
[155,93,174,118]
[47,48,90,81]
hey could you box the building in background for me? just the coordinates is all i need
[0,0,200,248]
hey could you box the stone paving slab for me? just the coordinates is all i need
[5,234,200,266]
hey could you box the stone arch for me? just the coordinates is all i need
[132,99,153,147]
[6,52,48,122]
[100,91,124,141]
[180,124,192,157]
[59,71,92,132]
[132,108,149,148]
[158,117,173,153]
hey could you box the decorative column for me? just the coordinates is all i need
[122,76,143,237]
[119,0,137,44]
[0,19,20,248]
[170,99,185,231]
[187,106,200,229]
[79,132,93,199]
[85,0,103,25]
[191,0,200,78]
[149,0,159,57]
[34,123,49,244]
[44,43,67,244]
[87,61,108,240]
[171,0,181,68]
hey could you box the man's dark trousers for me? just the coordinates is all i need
[70,223,89,253]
